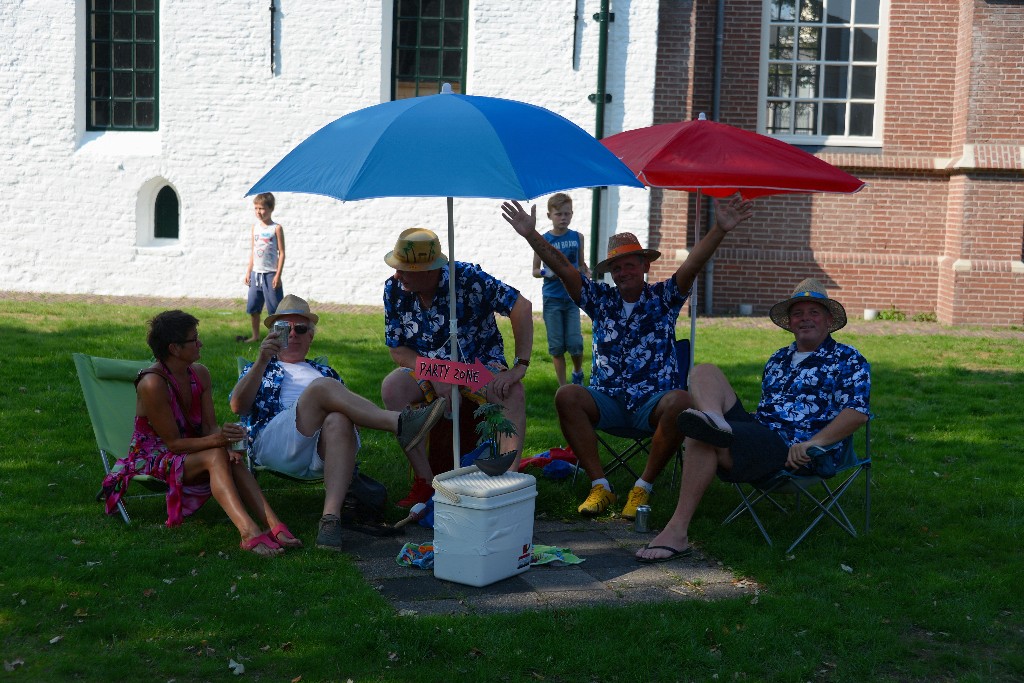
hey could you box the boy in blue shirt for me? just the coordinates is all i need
[533,193,589,386]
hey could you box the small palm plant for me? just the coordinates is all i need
[471,402,518,476]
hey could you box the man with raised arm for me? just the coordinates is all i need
[502,195,753,519]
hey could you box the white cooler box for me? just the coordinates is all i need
[431,466,537,587]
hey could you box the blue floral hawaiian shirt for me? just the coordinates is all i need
[383,262,520,366]
[237,358,339,445]
[577,275,688,411]
[755,335,871,446]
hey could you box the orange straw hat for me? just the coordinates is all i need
[384,228,448,271]
[593,232,661,276]
[768,278,847,332]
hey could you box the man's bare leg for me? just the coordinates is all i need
[554,384,602,479]
[381,369,434,480]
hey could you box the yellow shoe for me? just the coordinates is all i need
[621,486,650,520]
[578,484,616,516]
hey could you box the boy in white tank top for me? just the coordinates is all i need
[238,193,286,343]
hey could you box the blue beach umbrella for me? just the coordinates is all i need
[248,84,642,465]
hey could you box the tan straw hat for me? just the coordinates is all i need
[768,278,847,332]
[384,228,448,271]
[264,294,320,328]
[593,232,661,276]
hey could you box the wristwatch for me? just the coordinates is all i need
[512,356,530,369]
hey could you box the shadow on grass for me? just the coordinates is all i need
[3,306,1024,680]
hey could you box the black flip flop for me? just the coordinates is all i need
[677,410,734,447]
[636,544,693,564]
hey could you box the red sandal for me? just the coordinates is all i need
[270,522,303,549]
[240,532,283,557]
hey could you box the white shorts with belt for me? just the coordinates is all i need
[252,403,361,479]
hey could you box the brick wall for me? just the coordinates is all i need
[647,0,1024,325]
[2,1,1019,324]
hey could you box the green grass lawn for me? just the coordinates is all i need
[2,299,1023,681]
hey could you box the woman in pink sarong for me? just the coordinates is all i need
[100,310,301,557]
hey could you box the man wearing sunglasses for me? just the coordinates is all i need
[230,294,446,552]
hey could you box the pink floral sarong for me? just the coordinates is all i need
[99,364,213,527]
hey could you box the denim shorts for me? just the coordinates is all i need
[246,272,284,315]
[542,296,583,357]
[588,388,672,433]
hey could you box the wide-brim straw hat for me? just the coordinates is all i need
[384,228,448,271]
[264,294,320,328]
[768,278,847,332]
[593,232,661,276]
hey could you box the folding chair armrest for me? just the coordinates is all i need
[810,428,863,457]
[807,442,844,458]
[245,449,258,475]
[806,435,864,478]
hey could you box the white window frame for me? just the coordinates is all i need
[135,177,183,251]
[757,0,889,147]
[390,0,469,100]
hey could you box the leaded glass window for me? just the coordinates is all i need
[762,0,883,143]
[392,0,468,99]
[87,0,158,131]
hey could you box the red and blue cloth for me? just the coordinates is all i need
[517,446,578,479]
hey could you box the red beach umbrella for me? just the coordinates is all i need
[602,114,865,198]
[602,114,865,365]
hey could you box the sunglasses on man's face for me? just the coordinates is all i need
[284,324,310,335]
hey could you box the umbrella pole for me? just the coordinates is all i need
[447,196,461,471]
[688,191,702,375]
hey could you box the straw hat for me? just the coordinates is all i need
[593,232,661,276]
[768,278,847,332]
[264,294,320,328]
[384,228,448,271]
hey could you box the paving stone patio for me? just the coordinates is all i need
[342,517,758,616]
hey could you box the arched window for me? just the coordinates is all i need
[154,185,179,239]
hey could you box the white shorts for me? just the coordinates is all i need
[252,403,361,479]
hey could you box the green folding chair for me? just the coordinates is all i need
[73,353,169,524]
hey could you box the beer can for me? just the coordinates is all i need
[273,320,290,348]
[634,504,652,533]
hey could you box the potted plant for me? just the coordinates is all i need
[468,402,518,476]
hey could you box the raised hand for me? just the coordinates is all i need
[714,194,754,233]
[501,200,537,237]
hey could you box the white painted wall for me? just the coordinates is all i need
[0,0,658,307]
